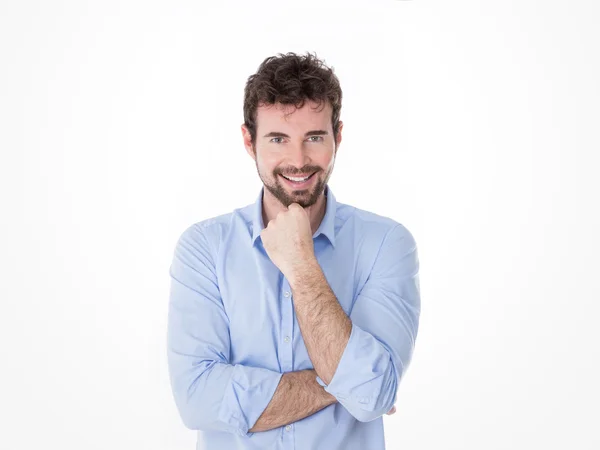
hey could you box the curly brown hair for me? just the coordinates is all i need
[243,51,343,149]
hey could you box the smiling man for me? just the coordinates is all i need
[167,52,421,450]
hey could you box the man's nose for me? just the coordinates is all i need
[287,143,311,169]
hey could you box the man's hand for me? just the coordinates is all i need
[386,405,397,415]
[260,203,316,278]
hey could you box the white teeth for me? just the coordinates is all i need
[283,174,311,182]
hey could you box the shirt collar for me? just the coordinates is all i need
[251,184,337,249]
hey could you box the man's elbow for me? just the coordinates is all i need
[342,364,399,423]
[346,393,397,423]
[171,372,221,432]
[174,392,210,431]
[169,359,233,432]
[172,378,248,436]
[351,407,388,423]
[180,412,202,431]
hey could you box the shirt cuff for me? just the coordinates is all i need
[315,322,389,408]
[217,364,283,437]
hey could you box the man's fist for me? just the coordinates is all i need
[260,203,315,278]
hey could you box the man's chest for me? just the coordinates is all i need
[215,239,368,370]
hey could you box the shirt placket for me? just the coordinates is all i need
[280,276,295,446]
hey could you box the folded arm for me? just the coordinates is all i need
[167,224,336,437]
[289,223,421,422]
[249,369,336,432]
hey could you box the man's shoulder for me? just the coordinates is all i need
[191,211,236,233]
[343,201,414,242]
[175,202,253,248]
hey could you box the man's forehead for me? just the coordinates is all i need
[256,101,331,127]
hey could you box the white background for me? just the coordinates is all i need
[1,1,599,449]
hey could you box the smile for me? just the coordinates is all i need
[279,172,317,188]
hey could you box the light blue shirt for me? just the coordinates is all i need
[167,184,421,450]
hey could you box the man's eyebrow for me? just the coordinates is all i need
[263,130,329,138]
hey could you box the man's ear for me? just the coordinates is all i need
[336,120,343,149]
[241,124,256,160]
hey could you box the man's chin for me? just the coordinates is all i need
[266,178,324,208]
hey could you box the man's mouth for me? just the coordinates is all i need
[279,172,317,187]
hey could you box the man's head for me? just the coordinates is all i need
[241,52,343,209]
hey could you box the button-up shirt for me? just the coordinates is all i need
[167,184,421,450]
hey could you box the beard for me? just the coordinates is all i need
[256,161,332,209]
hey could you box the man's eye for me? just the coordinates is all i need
[308,136,323,142]
[270,137,284,143]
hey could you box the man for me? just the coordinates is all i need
[167,51,421,450]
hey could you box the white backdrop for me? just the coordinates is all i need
[1,1,599,449]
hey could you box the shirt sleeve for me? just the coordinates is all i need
[167,224,283,437]
[315,223,421,422]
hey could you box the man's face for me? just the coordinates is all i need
[243,100,342,208]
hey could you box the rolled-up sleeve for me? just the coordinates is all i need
[316,223,421,422]
[167,224,283,436]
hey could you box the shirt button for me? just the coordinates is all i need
[284,336,290,343]
[285,425,292,432]
[284,291,290,298]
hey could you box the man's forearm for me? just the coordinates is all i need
[288,258,352,385]
[248,369,337,433]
